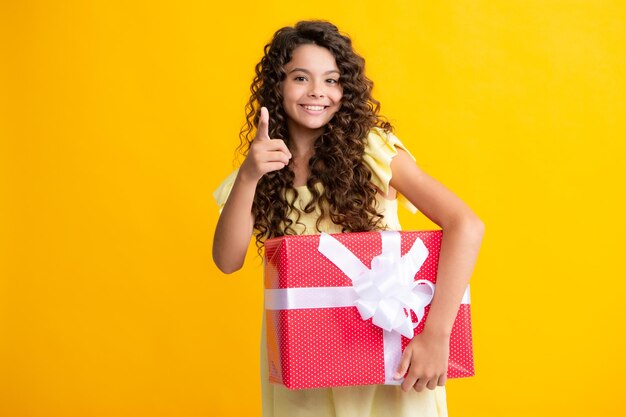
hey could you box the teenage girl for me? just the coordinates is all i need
[213,20,484,417]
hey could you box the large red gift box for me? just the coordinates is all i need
[264,230,474,390]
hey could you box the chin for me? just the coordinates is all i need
[291,117,331,131]
[306,121,330,129]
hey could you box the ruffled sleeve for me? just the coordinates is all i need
[212,169,239,213]
[363,127,419,214]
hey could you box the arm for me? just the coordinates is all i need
[212,107,292,274]
[212,174,258,274]
[390,147,485,391]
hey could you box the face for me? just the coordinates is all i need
[281,44,343,139]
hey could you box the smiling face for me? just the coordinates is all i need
[281,44,343,141]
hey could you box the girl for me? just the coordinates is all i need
[213,20,484,417]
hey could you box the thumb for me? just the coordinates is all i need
[256,107,270,140]
[394,348,411,380]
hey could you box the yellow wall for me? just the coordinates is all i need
[2,1,625,416]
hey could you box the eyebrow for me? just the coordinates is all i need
[288,68,340,75]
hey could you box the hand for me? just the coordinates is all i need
[394,328,450,392]
[239,107,292,183]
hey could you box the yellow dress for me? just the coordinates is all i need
[214,128,448,417]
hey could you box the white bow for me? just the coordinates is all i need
[318,231,435,339]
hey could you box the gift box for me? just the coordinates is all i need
[264,230,474,390]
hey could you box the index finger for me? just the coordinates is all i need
[256,107,270,141]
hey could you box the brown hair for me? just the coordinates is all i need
[238,20,393,250]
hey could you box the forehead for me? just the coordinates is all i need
[285,44,339,71]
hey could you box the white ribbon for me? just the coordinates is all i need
[317,231,434,339]
[264,231,471,385]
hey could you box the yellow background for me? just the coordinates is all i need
[2,0,625,416]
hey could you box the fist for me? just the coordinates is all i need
[394,330,449,392]
[240,107,292,182]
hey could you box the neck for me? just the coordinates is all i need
[287,120,323,157]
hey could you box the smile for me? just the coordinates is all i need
[299,104,329,113]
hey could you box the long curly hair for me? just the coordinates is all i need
[238,20,393,250]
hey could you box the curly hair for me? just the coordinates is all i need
[238,20,394,251]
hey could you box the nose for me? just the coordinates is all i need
[308,80,325,98]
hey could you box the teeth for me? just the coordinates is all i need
[303,105,325,111]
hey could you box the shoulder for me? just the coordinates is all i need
[362,127,419,214]
[364,127,416,162]
[362,127,417,178]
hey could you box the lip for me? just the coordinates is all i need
[299,104,329,115]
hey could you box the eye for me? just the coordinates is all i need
[326,79,339,85]
[294,76,307,82]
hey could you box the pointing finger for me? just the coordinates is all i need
[257,107,270,141]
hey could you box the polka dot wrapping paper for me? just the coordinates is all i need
[264,230,474,390]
